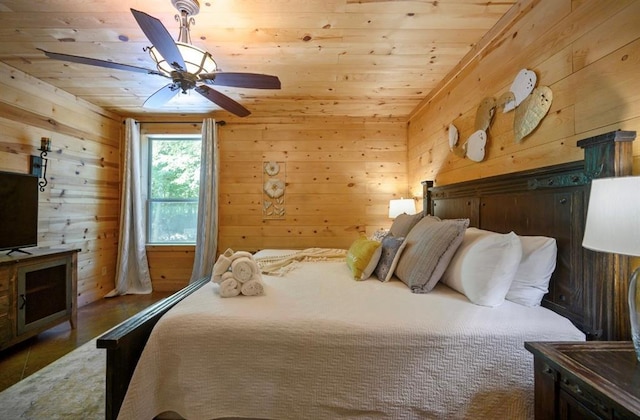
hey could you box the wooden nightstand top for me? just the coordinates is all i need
[526,341,640,418]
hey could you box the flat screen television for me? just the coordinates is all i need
[0,171,39,255]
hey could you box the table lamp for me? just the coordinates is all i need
[388,198,416,219]
[582,176,640,361]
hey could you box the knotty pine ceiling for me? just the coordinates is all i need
[0,0,516,120]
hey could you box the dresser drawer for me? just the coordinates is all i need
[0,294,8,317]
[527,342,640,420]
[0,311,11,344]
[0,265,10,292]
[560,376,611,419]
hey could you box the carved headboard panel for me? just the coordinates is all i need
[422,130,636,341]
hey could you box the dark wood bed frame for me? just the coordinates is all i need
[97,129,636,420]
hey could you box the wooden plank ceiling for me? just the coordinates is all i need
[0,0,515,119]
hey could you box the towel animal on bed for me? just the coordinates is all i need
[212,249,265,297]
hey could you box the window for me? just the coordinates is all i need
[145,135,201,244]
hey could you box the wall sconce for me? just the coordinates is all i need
[30,137,51,192]
[388,198,416,218]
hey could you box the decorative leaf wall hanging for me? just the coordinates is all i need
[475,97,496,131]
[447,68,552,162]
[514,86,553,143]
[448,123,459,150]
[465,130,487,162]
[503,69,537,112]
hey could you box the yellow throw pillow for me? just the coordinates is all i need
[346,236,382,280]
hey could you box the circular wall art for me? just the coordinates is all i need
[263,161,286,219]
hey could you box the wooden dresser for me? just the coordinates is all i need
[0,248,78,351]
[525,341,640,419]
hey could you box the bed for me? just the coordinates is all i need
[97,129,636,419]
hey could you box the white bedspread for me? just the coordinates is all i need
[117,250,585,420]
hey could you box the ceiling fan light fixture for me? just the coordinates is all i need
[41,2,279,117]
[148,42,216,76]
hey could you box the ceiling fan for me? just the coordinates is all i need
[38,0,281,117]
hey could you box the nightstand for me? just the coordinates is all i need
[525,341,640,419]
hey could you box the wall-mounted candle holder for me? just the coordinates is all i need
[30,137,51,192]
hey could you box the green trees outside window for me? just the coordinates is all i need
[147,136,201,244]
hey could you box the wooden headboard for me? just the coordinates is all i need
[422,130,636,341]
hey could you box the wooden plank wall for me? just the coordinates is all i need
[407,0,640,279]
[218,118,408,252]
[141,117,408,291]
[8,0,638,298]
[407,0,640,195]
[0,62,122,306]
[146,245,196,292]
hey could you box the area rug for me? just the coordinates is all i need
[0,339,104,419]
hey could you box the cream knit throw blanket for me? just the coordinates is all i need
[255,248,347,276]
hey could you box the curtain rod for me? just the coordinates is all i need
[124,120,226,125]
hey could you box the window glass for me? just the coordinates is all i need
[147,136,201,244]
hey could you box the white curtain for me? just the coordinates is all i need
[189,118,219,283]
[107,118,152,296]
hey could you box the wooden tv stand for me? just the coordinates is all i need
[0,248,79,351]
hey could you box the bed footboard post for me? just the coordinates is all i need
[96,277,210,419]
[101,335,149,420]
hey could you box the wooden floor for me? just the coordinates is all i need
[0,291,172,393]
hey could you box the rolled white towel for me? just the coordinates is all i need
[230,250,253,261]
[212,248,234,283]
[241,278,264,296]
[219,277,241,298]
[231,256,258,283]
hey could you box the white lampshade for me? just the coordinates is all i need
[148,42,217,76]
[582,176,640,257]
[584,176,640,362]
[388,198,416,219]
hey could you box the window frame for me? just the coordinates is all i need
[142,133,202,245]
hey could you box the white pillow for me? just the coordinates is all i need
[441,228,523,307]
[506,236,557,306]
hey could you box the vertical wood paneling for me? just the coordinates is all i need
[0,62,122,307]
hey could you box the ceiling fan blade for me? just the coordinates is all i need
[195,85,251,117]
[199,72,281,89]
[130,8,185,71]
[143,83,181,108]
[38,48,164,76]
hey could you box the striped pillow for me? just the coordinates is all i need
[395,217,469,293]
[389,213,428,238]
